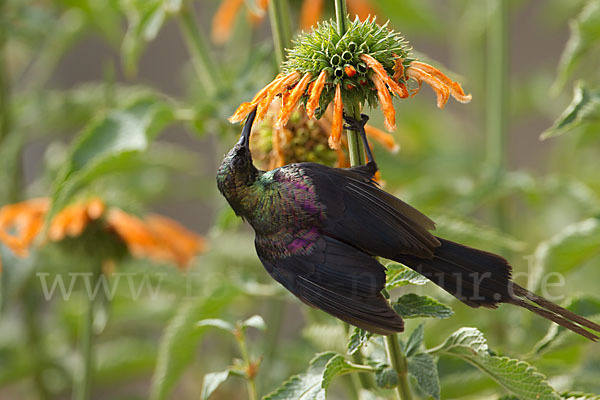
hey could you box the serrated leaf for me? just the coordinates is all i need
[196,319,235,333]
[408,352,440,400]
[392,294,454,319]
[375,366,398,389]
[149,286,237,400]
[47,100,173,226]
[543,82,600,139]
[347,328,373,355]
[533,217,600,278]
[554,2,600,92]
[242,315,266,331]
[385,263,429,290]
[405,324,424,357]
[201,370,234,400]
[264,352,369,400]
[431,328,559,400]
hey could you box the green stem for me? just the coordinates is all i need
[333,2,408,398]
[384,335,412,400]
[0,1,21,203]
[334,0,348,37]
[268,0,292,67]
[485,0,508,179]
[73,265,101,400]
[24,279,51,400]
[236,329,258,400]
[177,3,220,97]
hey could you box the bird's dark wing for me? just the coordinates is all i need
[255,233,404,335]
[300,162,440,258]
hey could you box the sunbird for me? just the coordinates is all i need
[217,109,600,340]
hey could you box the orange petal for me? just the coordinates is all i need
[335,148,349,168]
[300,0,324,30]
[360,54,406,98]
[211,0,245,45]
[347,0,376,21]
[256,71,301,123]
[371,74,396,131]
[305,69,328,119]
[86,198,105,220]
[406,66,450,109]
[145,215,206,269]
[65,205,88,237]
[328,84,344,150]
[393,56,405,82]
[0,198,49,257]
[276,72,312,128]
[107,209,160,259]
[409,61,472,103]
[365,125,400,153]
[229,102,258,124]
[228,74,285,124]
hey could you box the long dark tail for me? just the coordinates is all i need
[395,237,600,341]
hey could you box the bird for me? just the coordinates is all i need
[217,108,600,339]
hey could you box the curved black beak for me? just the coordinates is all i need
[237,108,257,148]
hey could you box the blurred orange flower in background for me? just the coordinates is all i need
[211,0,376,44]
[0,197,206,271]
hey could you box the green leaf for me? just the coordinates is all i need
[201,369,234,400]
[149,286,237,400]
[405,324,424,357]
[533,217,600,279]
[554,2,600,92]
[430,328,559,400]
[542,82,600,139]
[407,352,440,400]
[196,319,235,333]
[347,328,373,355]
[47,100,173,225]
[241,315,267,332]
[264,352,370,400]
[385,263,429,290]
[392,294,454,319]
[374,366,398,389]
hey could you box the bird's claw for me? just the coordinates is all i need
[343,113,370,131]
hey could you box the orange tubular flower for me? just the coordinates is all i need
[329,84,344,150]
[0,198,206,270]
[211,0,267,45]
[404,61,472,108]
[371,73,396,131]
[230,18,471,151]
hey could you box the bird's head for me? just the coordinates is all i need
[216,109,259,202]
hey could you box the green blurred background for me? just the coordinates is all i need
[1,0,600,399]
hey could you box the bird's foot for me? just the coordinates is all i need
[343,113,369,132]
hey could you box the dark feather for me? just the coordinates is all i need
[256,234,404,335]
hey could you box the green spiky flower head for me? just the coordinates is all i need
[283,17,413,117]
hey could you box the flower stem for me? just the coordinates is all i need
[73,264,101,400]
[485,0,508,177]
[268,0,292,67]
[0,3,21,203]
[177,3,220,97]
[384,335,412,400]
[333,0,365,166]
[236,328,258,400]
